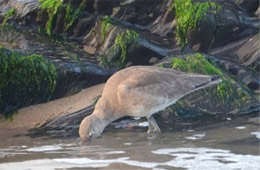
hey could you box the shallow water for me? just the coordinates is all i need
[0,115,259,170]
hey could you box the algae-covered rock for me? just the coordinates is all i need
[0,25,113,101]
[99,28,140,69]
[172,0,259,52]
[166,53,259,117]
[172,0,219,48]
[0,47,57,116]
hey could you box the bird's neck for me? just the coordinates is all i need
[94,97,120,130]
[93,100,121,135]
[94,110,121,133]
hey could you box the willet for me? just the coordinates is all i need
[79,66,221,141]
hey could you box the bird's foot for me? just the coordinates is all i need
[147,115,161,134]
[147,126,161,134]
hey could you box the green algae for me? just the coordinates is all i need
[38,0,87,35]
[101,16,113,40]
[1,8,16,25]
[0,48,57,117]
[171,53,253,108]
[99,29,139,69]
[172,53,222,75]
[173,0,221,48]
[64,0,86,32]
[65,4,76,31]
[39,0,63,35]
[114,29,139,66]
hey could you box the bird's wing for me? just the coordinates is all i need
[117,69,213,115]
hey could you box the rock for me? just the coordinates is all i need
[0,25,113,99]
[169,83,259,118]
[209,56,260,93]
[0,0,38,17]
[234,33,260,71]
[150,1,176,39]
[83,20,168,69]
[149,57,159,64]
[0,47,57,115]
[255,6,260,17]
[0,0,98,37]
[208,33,260,92]
[235,0,259,13]
[83,45,96,54]
[70,16,96,37]
[107,0,169,27]
[157,53,259,117]
[0,0,259,120]
[187,1,259,52]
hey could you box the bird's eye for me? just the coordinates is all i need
[88,132,92,138]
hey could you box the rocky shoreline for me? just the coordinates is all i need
[0,0,259,136]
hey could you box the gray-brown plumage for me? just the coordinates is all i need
[79,66,221,141]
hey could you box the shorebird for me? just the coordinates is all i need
[79,66,221,141]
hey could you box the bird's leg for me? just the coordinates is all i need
[146,115,161,134]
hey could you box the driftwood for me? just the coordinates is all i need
[28,103,260,138]
[29,105,94,137]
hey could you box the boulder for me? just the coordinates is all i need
[157,53,259,117]
[0,25,112,100]
[0,0,38,17]
[234,33,260,72]
[83,19,168,69]
[186,1,259,52]
[234,0,259,13]
[209,33,260,92]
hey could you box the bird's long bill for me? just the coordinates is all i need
[196,75,222,91]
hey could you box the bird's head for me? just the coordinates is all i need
[79,114,104,143]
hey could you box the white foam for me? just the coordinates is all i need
[138,121,149,127]
[251,132,260,139]
[105,151,125,155]
[152,147,260,170]
[0,157,158,169]
[235,126,247,129]
[55,157,158,168]
[26,145,62,152]
[0,152,25,159]
[1,147,260,170]
[123,143,132,146]
[0,159,109,170]
[185,133,205,140]
[134,117,141,120]
[187,130,194,132]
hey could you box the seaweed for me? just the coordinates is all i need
[39,0,63,35]
[0,48,57,117]
[1,8,16,25]
[101,16,113,40]
[171,53,251,106]
[173,0,221,48]
[99,29,139,69]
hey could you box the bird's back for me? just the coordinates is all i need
[97,66,219,117]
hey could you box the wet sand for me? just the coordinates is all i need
[0,113,259,169]
[0,84,104,132]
